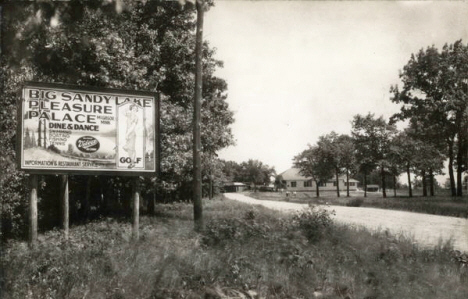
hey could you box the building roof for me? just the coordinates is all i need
[279,167,312,181]
[279,168,359,182]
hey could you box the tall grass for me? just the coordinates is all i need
[2,198,467,298]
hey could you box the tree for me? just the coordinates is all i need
[315,132,356,197]
[351,113,397,198]
[221,160,242,183]
[238,159,275,191]
[391,40,468,196]
[316,132,342,197]
[201,155,225,199]
[412,141,445,197]
[389,131,417,197]
[274,174,287,190]
[1,1,234,238]
[293,145,333,198]
[336,134,356,197]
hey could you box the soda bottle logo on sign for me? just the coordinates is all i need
[76,136,100,153]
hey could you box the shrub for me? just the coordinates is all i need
[1,171,29,241]
[202,210,267,247]
[292,206,334,243]
[346,198,364,207]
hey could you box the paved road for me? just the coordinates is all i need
[224,193,468,252]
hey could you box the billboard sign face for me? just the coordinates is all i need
[18,82,159,176]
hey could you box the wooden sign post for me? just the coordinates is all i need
[29,175,38,247]
[132,178,140,241]
[61,175,69,240]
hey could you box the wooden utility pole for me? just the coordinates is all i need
[29,175,38,247]
[61,175,69,240]
[193,0,204,231]
[132,178,140,241]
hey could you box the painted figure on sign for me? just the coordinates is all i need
[123,104,139,168]
[145,124,154,162]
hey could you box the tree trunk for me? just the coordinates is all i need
[381,166,386,198]
[448,142,456,196]
[148,192,156,215]
[456,114,465,197]
[148,178,157,215]
[456,136,463,196]
[209,175,213,200]
[407,163,412,197]
[422,170,427,197]
[457,168,463,196]
[364,170,367,198]
[335,169,340,197]
[315,180,320,198]
[346,170,350,197]
[429,168,435,196]
[393,175,397,197]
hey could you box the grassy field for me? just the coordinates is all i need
[2,197,467,298]
[248,189,468,218]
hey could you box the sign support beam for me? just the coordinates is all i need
[61,175,69,240]
[29,175,38,247]
[132,177,140,241]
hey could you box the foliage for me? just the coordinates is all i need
[291,206,334,243]
[1,0,235,239]
[352,113,397,197]
[221,159,275,188]
[346,198,364,207]
[390,40,468,196]
[201,209,269,247]
[389,130,418,196]
[315,132,357,197]
[239,159,276,188]
[316,132,342,196]
[274,174,287,190]
[2,199,468,298]
[293,144,333,197]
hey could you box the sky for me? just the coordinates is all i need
[204,1,468,179]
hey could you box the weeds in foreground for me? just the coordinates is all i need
[2,199,468,298]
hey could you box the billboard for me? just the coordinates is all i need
[17,82,159,176]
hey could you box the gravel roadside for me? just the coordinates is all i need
[224,192,468,252]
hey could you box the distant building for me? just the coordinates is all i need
[278,168,359,191]
[223,182,247,193]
